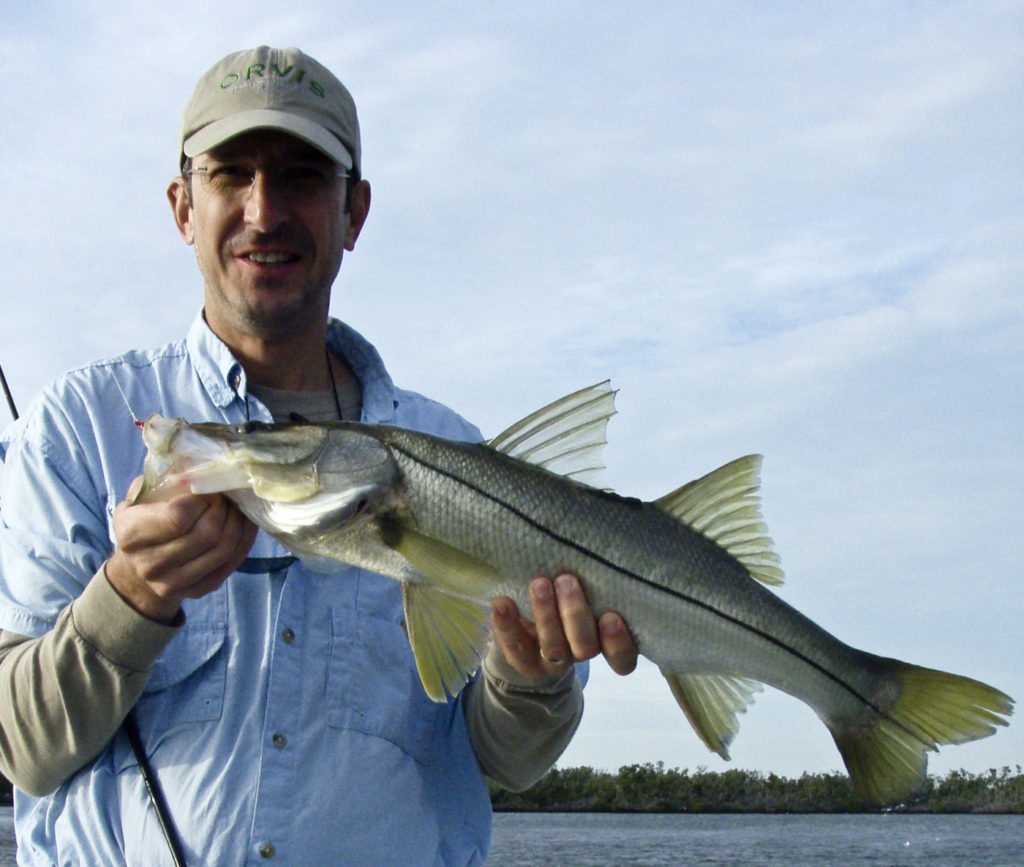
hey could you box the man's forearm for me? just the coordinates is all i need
[0,568,180,796]
[464,643,584,792]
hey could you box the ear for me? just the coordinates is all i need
[167,176,195,245]
[343,180,371,252]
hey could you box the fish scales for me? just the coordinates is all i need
[378,427,882,713]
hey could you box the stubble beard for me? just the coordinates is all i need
[229,281,331,343]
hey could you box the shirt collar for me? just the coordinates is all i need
[184,311,398,423]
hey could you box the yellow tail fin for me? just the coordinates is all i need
[831,663,1013,805]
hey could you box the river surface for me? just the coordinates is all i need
[1,807,1021,865]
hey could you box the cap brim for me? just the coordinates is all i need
[182,109,353,169]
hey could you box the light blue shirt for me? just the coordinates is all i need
[0,314,493,866]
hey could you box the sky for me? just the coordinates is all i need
[1,1,1022,783]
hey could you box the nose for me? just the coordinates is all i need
[243,170,290,232]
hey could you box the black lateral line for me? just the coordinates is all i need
[391,441,911,733]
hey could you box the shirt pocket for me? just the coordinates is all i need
[325,606,449,765]
[138,593,229,732]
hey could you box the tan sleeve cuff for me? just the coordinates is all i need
[69,566,183,674]
[481,641,579,693]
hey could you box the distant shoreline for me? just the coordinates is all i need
[488,764,1024,815]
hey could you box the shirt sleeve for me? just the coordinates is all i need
[0,566,180,796]
[463,641,584,792]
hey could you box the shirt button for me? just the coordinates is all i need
[272,733,287,749]
[281,628,295,644]
[259,842,276,859]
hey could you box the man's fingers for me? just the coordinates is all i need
[490,575,640,681]
[490,596,546,677]
[108,489,257,621]
[598,611,639,676]
[173,500,257,593]
[551,574,601,662]
[529,577,572,666]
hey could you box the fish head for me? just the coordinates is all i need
[137,415,373,501]
[137,415,399,536]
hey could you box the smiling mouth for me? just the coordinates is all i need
[245,251,299,265]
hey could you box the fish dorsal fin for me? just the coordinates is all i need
[389,527,498,701]
[661,670,762,760]
[655,455,784,587]
[486,381,616,488]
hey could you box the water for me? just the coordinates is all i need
[0,808,1020,865]
[487,812,1024,866]
[0,810,12,867]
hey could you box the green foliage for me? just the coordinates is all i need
[489,764,1024,814]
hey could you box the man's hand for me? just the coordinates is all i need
[105,476,258,624]
[490,573,638,680]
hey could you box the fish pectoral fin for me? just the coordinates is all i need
[486,381,617,488]
[661,670,762,760]
[402,582,492,702]
[655,456,784,587]
[389,526,504,601]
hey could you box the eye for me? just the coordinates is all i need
[206,164,255,190]
[279,164,332,194]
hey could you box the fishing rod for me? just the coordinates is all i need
[0,359,187,866]
[0,362,16,422]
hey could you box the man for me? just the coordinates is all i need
[0,46,636,865]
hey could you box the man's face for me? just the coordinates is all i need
[168,129,368,346]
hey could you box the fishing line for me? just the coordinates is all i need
[0,358,188,866]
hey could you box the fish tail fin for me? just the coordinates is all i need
[829,662,1013,805]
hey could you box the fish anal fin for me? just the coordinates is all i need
[655,456,784,587]
[661,670,761,760]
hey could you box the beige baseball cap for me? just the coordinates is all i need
[179,46,361,174]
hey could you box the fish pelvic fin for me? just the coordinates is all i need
[830,663,1014,806]
[486,381,616,488]
[402,582,492,702]
[661,670,761,760]
[390,527,500,701]
[655,455,784,587]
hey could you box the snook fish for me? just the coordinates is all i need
[137,382,1013,805]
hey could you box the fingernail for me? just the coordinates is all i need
[531,577,553,601]
[601,613,622,635]
[555,574,576,595]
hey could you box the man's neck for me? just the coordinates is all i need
[207,314,353,391]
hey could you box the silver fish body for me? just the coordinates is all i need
[137,383,1013,806]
